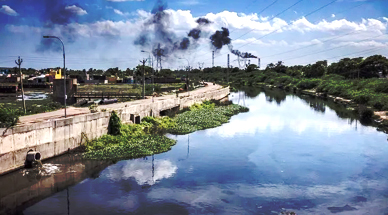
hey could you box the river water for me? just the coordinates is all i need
[1,88,388,215]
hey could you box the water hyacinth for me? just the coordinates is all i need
[83,101,249,160]
[167,103,249,135]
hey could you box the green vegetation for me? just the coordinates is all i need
[77,83,184,96]
[167,101,249,134]
[108,111,121,135]
[0,108,19,128]
[187,55,388,122]
[83,101,249,160]
[0,98,62,127]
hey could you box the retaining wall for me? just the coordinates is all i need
[0,87,229,175]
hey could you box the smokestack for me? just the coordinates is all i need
[258,58,261,69]
[227,54,230,83]
[212,51,214,67]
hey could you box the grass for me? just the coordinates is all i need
[82,101,249,160]
[77,83,184,95]
[0,97,62,116]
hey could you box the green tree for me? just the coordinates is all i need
[359,55,388,78]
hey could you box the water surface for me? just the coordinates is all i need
[4,88,388,214]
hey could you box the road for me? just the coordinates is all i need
[18,83,222,125]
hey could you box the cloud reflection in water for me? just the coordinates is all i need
[105,159,177,186]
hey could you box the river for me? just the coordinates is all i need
[1,88,388,215]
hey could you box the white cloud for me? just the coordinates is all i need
[234,38,289,47]
[204,11,288,35]
[178,0,201,5]
[114,9,129,16]
[384,17,388,22]
[6,25,41,33]
[331,14,335,18]
[0,5,18,16]
[65,5,87,16]
[331,40,388,48]
[4,8,388,69]
[288,17,387,34]
[107,0,144,1]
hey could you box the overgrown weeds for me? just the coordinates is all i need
[83,101,249,160]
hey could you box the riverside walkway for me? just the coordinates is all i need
[18,83,222,125]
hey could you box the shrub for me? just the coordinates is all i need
[0,108,20,128]
[296,79,320,90]
[108,111,121,135]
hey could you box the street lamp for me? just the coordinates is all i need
[178,57,190,96]
[43,35,67,118]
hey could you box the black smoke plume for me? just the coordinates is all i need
[134,0,211,60]
[36,1,84,52]
[229,45,257,58]
[209,27,231,50]
[188,18,212,40]
[210,27,257,58]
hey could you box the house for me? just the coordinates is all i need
[123,76,134,83]
[85,75,108,84]
[28,74,46,84]
[107,76,118,84]
[0,74,20,83]
[49,68,62,80]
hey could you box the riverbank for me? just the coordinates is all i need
[82,101,249,160]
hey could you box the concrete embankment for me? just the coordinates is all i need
[0,85,230,175]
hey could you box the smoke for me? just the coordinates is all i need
[35,1,85,52]
[209,27,257,58]
[228,45,257,58]
[188,18,212,40]
[209,27,231,50]
[134,0,212,60]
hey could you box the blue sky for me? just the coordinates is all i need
[0,0,387,70]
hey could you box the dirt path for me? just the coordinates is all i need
[18,83,222,125]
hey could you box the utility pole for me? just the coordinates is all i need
[187,65,190,94]
[212,51,214,67]
[227,54,230,84]
[15,56,26,114]
[140,59,147,99]
[198,62,204,71]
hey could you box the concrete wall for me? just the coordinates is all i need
[0,87,229,175]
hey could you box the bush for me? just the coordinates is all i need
[296,79,320,90]
[108,111,121,135]
[0,108,20,127]
[375,81,388,93]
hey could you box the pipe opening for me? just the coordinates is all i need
[35,152,41,160]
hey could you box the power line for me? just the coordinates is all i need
[200,0,372,65]
[233,0,305,41]
[281,33,386,62]
[261,30,361,58]
[233,0,337,50]
[325,47,385,62]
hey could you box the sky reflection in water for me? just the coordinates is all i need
[24,90,388,215]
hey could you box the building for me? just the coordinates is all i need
[28,74,46,84]
[49,68,62,80]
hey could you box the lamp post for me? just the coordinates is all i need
[43,36,67,118]
[178,57,190,96]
